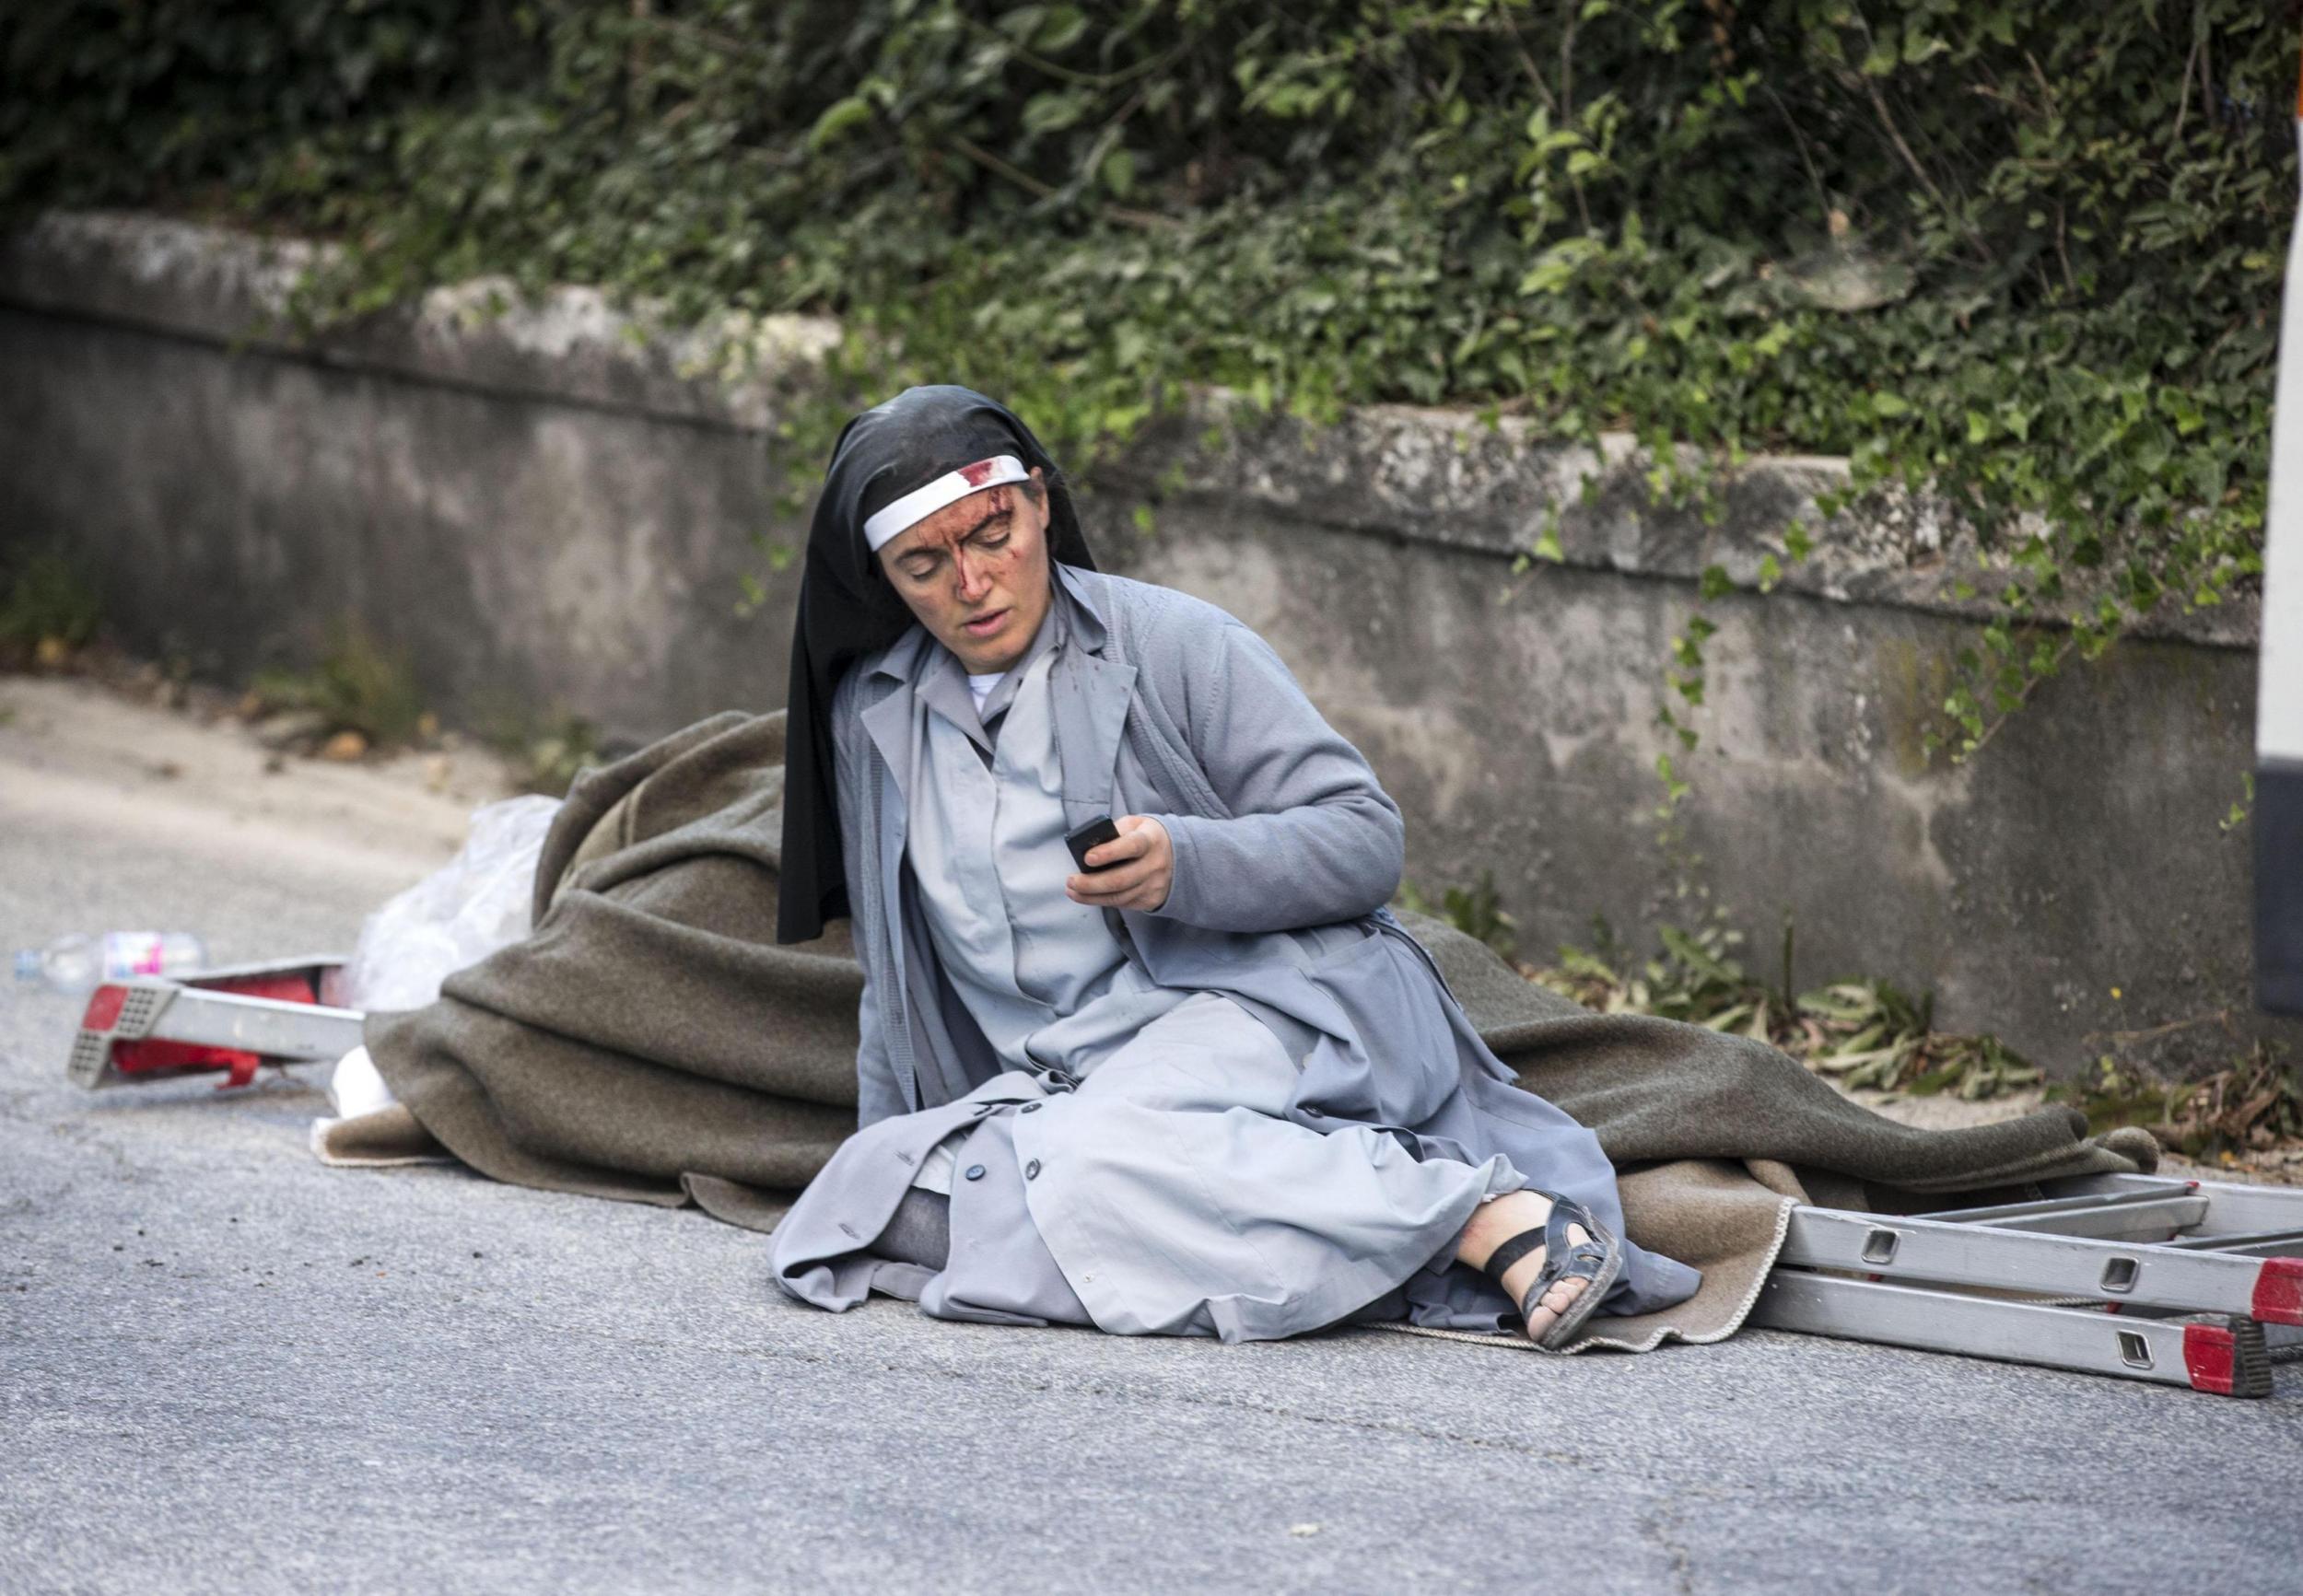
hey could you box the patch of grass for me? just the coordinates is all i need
[0,550,102,661]
[1528,912,2040,1100]
[1396,870,1518,961]
[2050,1048,2303,1161]
[516,712,600,798]
[1420,882,2303,1160]
[249,619,427,747]
[477,705,600,798]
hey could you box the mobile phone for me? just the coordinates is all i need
[1064,815,1123,871]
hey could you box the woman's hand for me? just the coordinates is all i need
[1065,814,1173,913]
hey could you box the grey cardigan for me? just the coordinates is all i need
[826,562,1693,1318]
[832,562,1409,1119]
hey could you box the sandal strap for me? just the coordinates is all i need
[1479,1227,1550,1283]
[1517,1192,1606,1303]
[1479,1191,1605,1291]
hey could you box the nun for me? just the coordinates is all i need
[769,384,1701,1346]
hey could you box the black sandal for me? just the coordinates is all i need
[1477,1189,1623,1350]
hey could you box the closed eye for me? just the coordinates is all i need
[897,515,1011,580]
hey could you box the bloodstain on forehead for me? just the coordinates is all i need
[957,458,998,486]
[903,481,1018,550]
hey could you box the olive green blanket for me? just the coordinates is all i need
[333,708,2157,1352]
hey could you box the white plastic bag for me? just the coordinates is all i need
[326,1043,396,1118]
[341,794,563,1013]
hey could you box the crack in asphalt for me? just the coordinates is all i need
[1638,1503,1699,1595]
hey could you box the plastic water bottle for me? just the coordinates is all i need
[13,932,209,994]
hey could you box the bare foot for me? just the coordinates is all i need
[1455,1189,1595,1343]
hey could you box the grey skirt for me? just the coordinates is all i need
[769,991,1532,1342]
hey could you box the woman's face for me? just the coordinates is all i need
[875,468,1053,674]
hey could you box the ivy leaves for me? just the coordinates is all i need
[6,0,2287,786]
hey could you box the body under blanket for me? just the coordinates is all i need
[343,709,2158,1353]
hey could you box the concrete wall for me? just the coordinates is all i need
[4,212,2288,1074]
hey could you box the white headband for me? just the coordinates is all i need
[862,454,1031,552]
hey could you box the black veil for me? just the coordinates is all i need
[776,384,1099,944]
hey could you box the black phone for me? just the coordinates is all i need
[1064,815,1123,872]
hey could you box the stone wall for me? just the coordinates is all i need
[4,212,2287,1073]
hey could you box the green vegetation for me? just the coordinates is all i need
[497,709,602,798]
[250,619,427,748]
[2052,1047,2303,1161]
[1397,870,1519,960]
[467,686,604,795]
[0,549,102,660]
[3,3,2289,765]
[1522,909,2298,1158]
[1532,912,2041,1099]
[1397,866,2297,1156]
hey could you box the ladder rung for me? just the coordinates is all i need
[1972,1195,2208,1241]
[2040,1173,2303,1237]
[1918,1185,2198,1224]
[2161,1228,2303,1259]
[1751,1273,2274,1397]
[1782,1208,2303,1324]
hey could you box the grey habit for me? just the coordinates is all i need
[769,563,1703,1340]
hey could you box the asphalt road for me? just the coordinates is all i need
[4,678,2300,1595]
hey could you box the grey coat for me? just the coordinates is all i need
[825,562,1697,1322]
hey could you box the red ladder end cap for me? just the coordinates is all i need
[2251,1257,2303,1327]
[79,984,129,1031]
[2182,1323,2238,1394]
[2183,1317,2239,1391]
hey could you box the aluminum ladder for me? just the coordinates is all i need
[65,955,364,1090]
[1754,1173,2303,1397]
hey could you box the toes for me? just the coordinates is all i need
[1519,1276,1585,1337]
[1502,1219,1601,1342]
[1528,1226,1595,1328]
